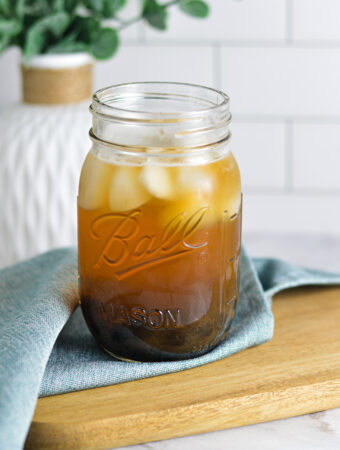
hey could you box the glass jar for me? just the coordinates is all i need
[78,82,242,362]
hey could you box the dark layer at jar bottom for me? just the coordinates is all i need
[81,296,237,362]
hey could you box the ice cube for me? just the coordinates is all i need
[140,165,175,199]
[78,152,113,210]
[109,167,151,211]
[160,159,241,226]
[177,166,213,194]
[221,194,241,218]
[218,153,242,217]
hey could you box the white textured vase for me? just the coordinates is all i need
[0,54,92,268]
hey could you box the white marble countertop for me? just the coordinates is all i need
[116,233,340,450]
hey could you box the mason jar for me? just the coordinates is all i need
[78,82,242,362]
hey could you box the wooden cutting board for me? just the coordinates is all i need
[25,286,340,449]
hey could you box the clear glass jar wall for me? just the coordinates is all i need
[78,82,242,362]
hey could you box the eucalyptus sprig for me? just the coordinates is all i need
[0,0,210,62]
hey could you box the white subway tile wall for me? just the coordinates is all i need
[1,0,340,235]
[244,193,340,234]
[292,123,340,190]
[94,45,214,87]
[231,121,286,189]
[293,0,340,41]
[221,47,340,116]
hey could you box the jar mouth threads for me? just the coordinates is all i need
[90,82,231,150]
[88,128,232,163]
[92,81,230,120]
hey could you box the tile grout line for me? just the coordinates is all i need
[285,0,294,45]
[233,115,340,124]
[284,119,294,191]
[212,43,221,89]
[122,40,340,49]
[243,187,340,197]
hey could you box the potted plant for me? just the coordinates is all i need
[0,0,209,268]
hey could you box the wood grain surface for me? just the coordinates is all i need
[25,286,340,449]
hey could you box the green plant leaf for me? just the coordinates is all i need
[24,28,45,59]
[142,0,167,31]
[38,12,70,38]
[15,0,25,19]
[53,0,65,12]
[47,33,88,53]
[102,0,126,18]
[50,41,88,53]
[179,0,209,18]
[74,16,100,43]
[0,0,10,16]
[89,26,118,59]
[22,1,48,17]
[53,30,77,44]
[64,0,78,12]
[0,18,21,36]
[0,33,10,52]
[24,12,70,60]
[83,0,104,13]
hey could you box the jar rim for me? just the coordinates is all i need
[91,81,230,123]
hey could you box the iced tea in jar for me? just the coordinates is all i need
[78,82,242,362]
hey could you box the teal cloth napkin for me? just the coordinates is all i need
[1,248,340,449]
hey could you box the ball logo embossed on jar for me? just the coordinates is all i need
[91,208,209,279]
